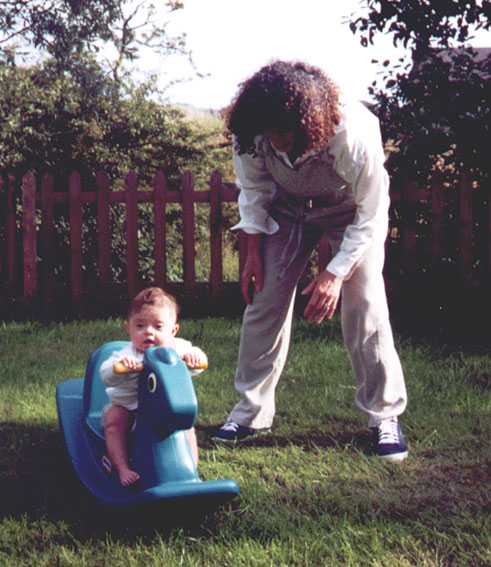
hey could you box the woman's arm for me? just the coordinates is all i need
[326,103,390,278]
[231,137,279,236]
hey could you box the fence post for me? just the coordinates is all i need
[431,177,445,260]
[22,172,37,303]
[125,172,139,300]
[182,170,196,300]
[40,172,55,312]
[153,171,167,290]
[69,171,83,313]
[460,173,473,286]
[402,180,418,272]
[97,171,111,292]
[209,170,223,297]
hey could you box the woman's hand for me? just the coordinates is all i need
[301,270,343,324]
[241,234,263,304]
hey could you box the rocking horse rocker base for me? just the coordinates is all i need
[56,342,239,511]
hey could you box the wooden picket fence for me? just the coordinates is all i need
[0,169,489,319]
[386,174,489,284]
[0,170,245,317]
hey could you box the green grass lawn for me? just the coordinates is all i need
[0,316,489,566]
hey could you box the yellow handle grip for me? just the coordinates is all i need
[113,361,144,374]
[113,359,208,373]
[187,359,208,370]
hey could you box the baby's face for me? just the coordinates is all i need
[125,305,178,353]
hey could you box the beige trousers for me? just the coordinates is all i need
[228,201,407,429]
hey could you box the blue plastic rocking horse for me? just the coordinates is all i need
[56,341,239,510]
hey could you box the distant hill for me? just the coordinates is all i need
[174,103,222,118]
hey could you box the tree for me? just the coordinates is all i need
[0,58,207,184]
[0,1,230,183]
[349,0,489,52]
[348,0,491,183]
[0,0,234,288]
[0,1,187,81]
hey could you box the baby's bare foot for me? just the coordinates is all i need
[119,468,140,487]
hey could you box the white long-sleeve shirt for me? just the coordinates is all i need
[231,100,390,278]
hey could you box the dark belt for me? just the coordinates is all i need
[277,191,337,210]
[304,196,331,209]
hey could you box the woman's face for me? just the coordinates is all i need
[264,129,296,153]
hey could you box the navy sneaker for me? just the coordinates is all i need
[372,417,408,461]
[213,420,270,444]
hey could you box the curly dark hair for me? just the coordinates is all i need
[227,60,341,155]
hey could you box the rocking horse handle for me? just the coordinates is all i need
[113,359,208,374]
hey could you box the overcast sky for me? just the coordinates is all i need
[132,0,489,110]
[135,0,402,109]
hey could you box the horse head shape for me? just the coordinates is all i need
[131,347,199,490]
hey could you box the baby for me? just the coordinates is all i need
[100,287,207,486]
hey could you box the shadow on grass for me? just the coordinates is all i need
[0,421,238,539]
[199,418,374,455]
[0,416,372,528]
[1,419,487,548]
[0,422,88,519]
[0,423,75,522]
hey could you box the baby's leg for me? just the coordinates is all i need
[186,427,198,466]
[104,405,140,486]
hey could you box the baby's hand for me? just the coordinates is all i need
[182,352,208,370]
[113,356,144,374]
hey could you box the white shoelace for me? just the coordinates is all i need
[221,421,240,432]
[377,418,400,445]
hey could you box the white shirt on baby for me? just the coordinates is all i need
[100,340,205,411]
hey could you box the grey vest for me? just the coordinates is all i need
[256,138,357,277]
[259,137,355,208]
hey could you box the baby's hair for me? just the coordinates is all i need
[227,59,341,156]
[128,287,180,320]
